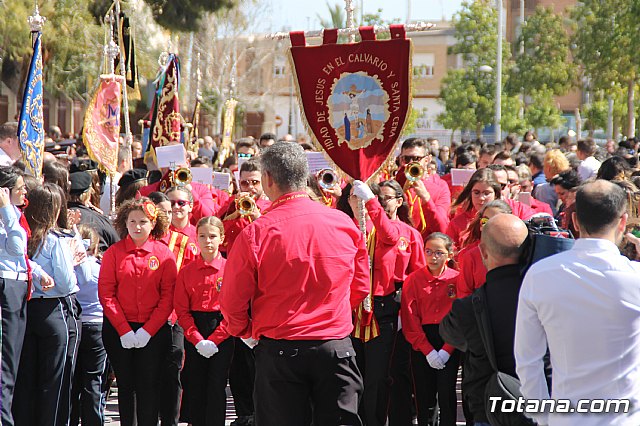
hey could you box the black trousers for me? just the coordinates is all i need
[388,330,415,426]
[351,293,399,426]
[183,311,234,426]
[13,295,81,426]
[160,322,184,426]
[0,278,29,426]
[70,322,107,426]
[411,324,460,426]
[229,336,255,417]
[254,336,363,426]
[102,319,170,426]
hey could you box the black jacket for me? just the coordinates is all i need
[68,202,120,253]
[439,263,523,423]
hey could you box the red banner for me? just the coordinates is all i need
[289,26,412,181]
[83,77,122,175]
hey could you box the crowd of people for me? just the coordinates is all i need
[0,117,639,426]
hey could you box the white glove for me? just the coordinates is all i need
[134,328,152,348]
[241,337,259,349]
[352,180,375,202]
[438,349,451,365]
[195,340,219,358]
[426,349,445,370]
[120,331,138,349]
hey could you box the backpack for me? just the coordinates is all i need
[519,215,575,276]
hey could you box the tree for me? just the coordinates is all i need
[143,0,235,32]
[523,87,565,134]
[317,2,345,29]
[438,0,522,138]
[507,6,576,109]
[571,0,640,137]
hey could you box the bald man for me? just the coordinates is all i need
[440,214,529,426]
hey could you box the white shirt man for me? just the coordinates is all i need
[515,180,640,426]
[0,122,23,166]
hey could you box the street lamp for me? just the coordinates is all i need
[495,0,503,144]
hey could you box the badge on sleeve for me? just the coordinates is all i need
[215,277,223,292]
[148,255,160,271]
[189,243,198,255]
[447,283,456,299]
[397,237,409,251]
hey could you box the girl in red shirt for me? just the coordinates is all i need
[174,216,233,426]
[401,232,459,426]
[99,197,177,426]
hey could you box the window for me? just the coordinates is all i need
[273,56,286,77]
[413,53,435,78]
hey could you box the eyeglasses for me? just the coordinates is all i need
[425,249,447,258]
[401,155,426,163]
[238,153,253,158]
[240,179,261,187]
[379,195,401,203]
[499,182,508,190]
[170,199,190,207]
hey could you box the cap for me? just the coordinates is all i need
[70,159,98,173]
[69,171,92,195]
[118,169,148,189]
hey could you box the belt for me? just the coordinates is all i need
[0,271,28,281]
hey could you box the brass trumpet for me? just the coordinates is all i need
[172,167,192,187]
[317,168,339,190]
[405,161,424,183]
[236,195,257,216]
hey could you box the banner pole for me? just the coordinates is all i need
[266,21,434,40]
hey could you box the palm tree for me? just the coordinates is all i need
[317,2,345,29]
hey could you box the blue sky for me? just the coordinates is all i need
[264,0,464,32]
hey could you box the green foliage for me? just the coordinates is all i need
[401,107,422,137]
[143,0,235,32]
[438,69,485,134]
[508,6,576,99]
[523,87,565,131]
[582,99,608,133]
[317,2,345,29]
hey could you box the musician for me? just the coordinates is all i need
[219,142,369,425]
[395,138,450,240]
[223,159,271,254]
[166,186,198,243]
[99,198,176,426]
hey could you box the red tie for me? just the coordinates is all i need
[18,206,33,300]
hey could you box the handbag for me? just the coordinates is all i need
[472,287,536,426]
[520,215,575,276]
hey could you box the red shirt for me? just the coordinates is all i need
[395,222,426,283]
[170,223,197,244]
[401,266,459,355]
[529,197,553,216]
[222,196,272,254]
[403,174,451,240]
[456,242,487,298]
[441,173,464,206]
[158,230,198,271]
[99,236,177,336]
[366,198,426,296]
[219,192,370,340]
[174,255,230,346]
[504,198,535,221]
[446,209,476,248]
[139,179,231,223]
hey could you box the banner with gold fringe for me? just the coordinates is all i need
[352,228,380,342]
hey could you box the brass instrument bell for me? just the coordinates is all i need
[405,161,424,183]
[237,195,257,216]
[172,167,192,186]
[317,168,339,190]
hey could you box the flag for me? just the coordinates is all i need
[118,12,140,100]
[145,54,181,166]
[216,98,237,167]
[18,32,45,178]
[83,77,122,175]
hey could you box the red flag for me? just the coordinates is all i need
[289,25,412,182]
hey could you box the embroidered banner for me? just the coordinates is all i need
[18,32,45,178]
[145,54,181,166]
[289,26,412,181]
[83,77,122,175]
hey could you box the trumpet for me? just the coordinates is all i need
[317,168,339,190]
[236,195,257,216]
[405,161,424,183]
[172,167,192,187]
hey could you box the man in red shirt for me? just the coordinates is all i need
[220,142,369,425]
[395,138,450,240]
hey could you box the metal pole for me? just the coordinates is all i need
[114,0,133,170]
[495,0,502,144]
[345,0,355,43]
[266,21,434,40]
[607,94,614,140]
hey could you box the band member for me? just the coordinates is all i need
[174,216,234,426]
[223,159,271,253]
[346,179,426,426]
[395,138,450,240]
[166,186,198,243]
[148,191,196,426]
[14,184,89,426]
[402,232,459,426]
[220,142,369,425]
[0,166,52,426]
[99,197,177,426]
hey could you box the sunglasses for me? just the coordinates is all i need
[170,200,190,207]
[480,217,489,227]
[238,153,253,158]
[401,155,425,163]
[240,179,261,187]
[425,249,447,258]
